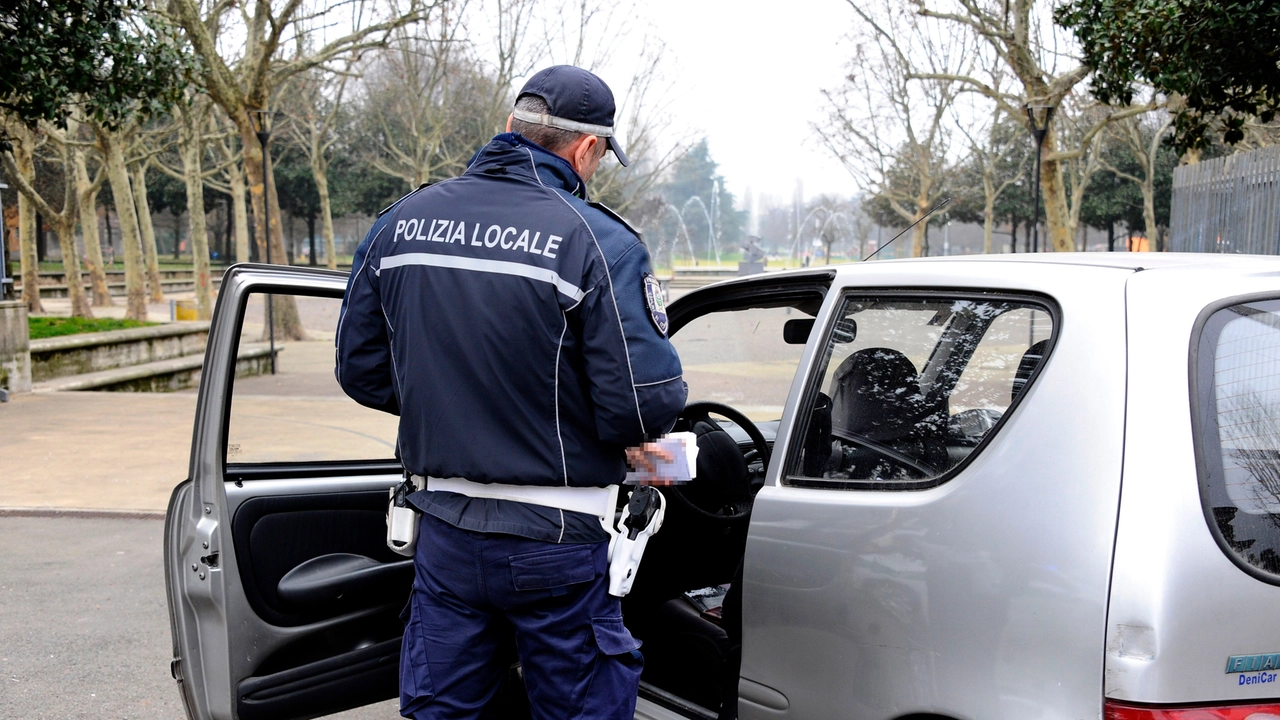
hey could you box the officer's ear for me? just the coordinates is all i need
[569,134,600,169]
[505,114,514,132]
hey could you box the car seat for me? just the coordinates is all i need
[827,347,949,474]
[1011,339,1050,402]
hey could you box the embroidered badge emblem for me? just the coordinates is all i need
[643,273,668,336]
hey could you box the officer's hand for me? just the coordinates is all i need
[625,443,677,485]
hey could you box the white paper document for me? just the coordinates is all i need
[624,431,699,485]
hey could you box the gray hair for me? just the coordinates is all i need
[510,94,586,154]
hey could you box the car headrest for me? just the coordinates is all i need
[1011,339,1050,403]
[828,347,929,441]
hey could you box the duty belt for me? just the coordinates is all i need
[416,475,619,534]
[411,475,664,598]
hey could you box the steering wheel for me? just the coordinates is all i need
[670,401,772,522]
[831,430,939,478]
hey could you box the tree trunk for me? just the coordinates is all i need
[131,162,165,302]
[228,163,250,264]
[173,211,181,260]
[222,196,232,261]
[1040,126,1075,252]
[910,197,928,258]
[1009,219,1018,254]
[36,210,46,262]
[102,206,114,265]
[312,156,338,270]
[1108,223,1115,252]
[1141,177,1158,252]
[97,129,148,320]
[179,108,214,320]
[982,194,995,254]
[307,215,317,266]
[53,215,91,318]
[236,115,305,340]
[13,129,44,314]
[74,151,113,306]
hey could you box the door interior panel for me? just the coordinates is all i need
[229,485,411,719]
[237,637,401,720]
[231,490,408,626]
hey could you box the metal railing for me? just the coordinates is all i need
[1170,145,1280,254]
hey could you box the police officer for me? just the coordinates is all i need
[336,65,686,719]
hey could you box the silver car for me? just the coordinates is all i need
[166,253,1280,719]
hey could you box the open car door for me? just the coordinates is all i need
[165,265,407,720]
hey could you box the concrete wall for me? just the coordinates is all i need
[0,300,32,393]
[29,322,211,382]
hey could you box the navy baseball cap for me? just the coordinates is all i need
[514,65,629,167]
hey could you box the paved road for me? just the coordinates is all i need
[0,514,399,719]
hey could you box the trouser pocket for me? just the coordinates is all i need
[400,597,435,716]
[579,616,643,720]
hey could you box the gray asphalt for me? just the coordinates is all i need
[0,515,398,719]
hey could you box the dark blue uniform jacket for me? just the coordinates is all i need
[336,133,686,489]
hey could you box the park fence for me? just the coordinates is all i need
[1170,144,1280,254]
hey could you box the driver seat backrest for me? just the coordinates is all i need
[828,347,948,468]
[1010,339,1050,403]
[829,348,925,440]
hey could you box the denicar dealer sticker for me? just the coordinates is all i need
[643,273,668,336]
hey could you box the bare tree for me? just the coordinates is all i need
[283,64,354,270]
[93,122,150,319]
[819,0,967,257]
[908,0,1153,251]
[177,100,215,318]
[360,0,527,190]
[129,153,168,302]
[2,120,91,316]
[209,114,251,264]
[1100,107,1173,251]
[166,0,425,338]
[540,0,691,214]
[958,99,1030,254]
[72,136,112,306]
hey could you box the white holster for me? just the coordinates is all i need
[386,475,425,557]
[607,486,665,597]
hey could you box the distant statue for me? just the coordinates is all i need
[739,236,767,276]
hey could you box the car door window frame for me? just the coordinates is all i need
[783,288,1061,491]
[217,278,401,481]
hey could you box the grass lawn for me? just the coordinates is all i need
[29,316,158,340]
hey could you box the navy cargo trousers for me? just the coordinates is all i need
[401,514,643,719]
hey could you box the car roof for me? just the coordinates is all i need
[679,253,1280,299]
[842,252,1280,272]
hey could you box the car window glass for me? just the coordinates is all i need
[789,295,1054,488]
[670,305,809,423]
[1199,299,1280,577]
[224,292,398,464]
[951,307,1053,413]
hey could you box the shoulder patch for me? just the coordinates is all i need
[642,273,669,336]
[586,200,643,241]
[377,182,432,217]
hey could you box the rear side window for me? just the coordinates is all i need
[1196,298,1280,579]
[787,293,1055,489]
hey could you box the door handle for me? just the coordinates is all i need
[277,553,413,608]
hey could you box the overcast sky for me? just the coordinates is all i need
[619,0,859,210]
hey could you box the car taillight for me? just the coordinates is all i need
[1106,699,1280,720]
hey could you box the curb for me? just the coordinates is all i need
[0,507,165,520]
